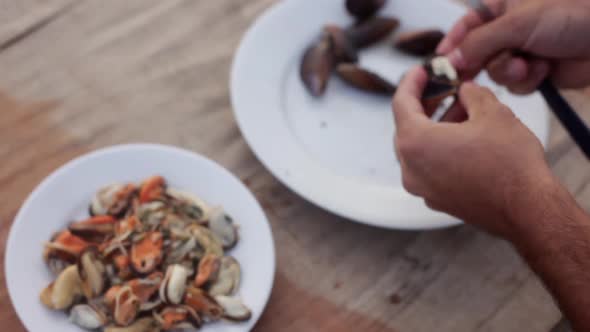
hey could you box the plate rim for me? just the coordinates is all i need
[5,143,276,332]
[230,0,550,230]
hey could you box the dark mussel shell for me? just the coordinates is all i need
[323,25,358,64]
[423,56,460,87]
[347,17,399,49]
[336,63,397,95]
[69,216,116,243]
[422,79,458,116]
[345,0,387,21]
[422,57,461,116]
[395,29,445,56]
[300,32,334,97]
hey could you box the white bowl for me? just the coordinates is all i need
[5,144,275,332]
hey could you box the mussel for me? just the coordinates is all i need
[77,246,106,299]
[40,265,84,310]
[189,224,224,257]
[69,215,117,242]
[208,256,241,296]
[136,201,168,229]
[184,286,224,321]
[139,175,166,203]
[43,231,89,275]
[126,272,163,311]
[115,215,141,236]
[130,231,163,275]
[213,295,252,322]
[160,264,190,305]
[105,251,133,282]
[395,29,445,56]
[301,31,334,97]
[345,0,387,20]
[44,231,91,259]
[103,317,160,332]
[336,63,397,95]
[113,286,141,326]
[90,183,136,217]
[104,285,122,309]
[194,253,221,288]
[422,56,461,116]
[69,304,109,330]
[208,207,239,250]
[323,25,358,64]
[347,17,399,49]
[153,305,201,331]
[165,188,210,224]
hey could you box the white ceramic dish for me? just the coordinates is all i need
[230,0,549,230]
[5,144,275,332]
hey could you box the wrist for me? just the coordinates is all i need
[503,167,564,242]
[503,167,585,254]
[502,166,590,330]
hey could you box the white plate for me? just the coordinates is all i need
[230,0,549,230]
[5,144,275,332]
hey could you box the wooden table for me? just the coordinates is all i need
[0,1,587,331]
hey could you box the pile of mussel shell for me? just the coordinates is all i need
[40,175,251,331]
[301,0,459,112]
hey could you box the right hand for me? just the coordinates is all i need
[437,0,590,94]
[393,67,554,238]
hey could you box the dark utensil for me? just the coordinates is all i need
[471,0,590,159]
[538,80,590,159]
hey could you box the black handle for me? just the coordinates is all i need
[538,79,590,160]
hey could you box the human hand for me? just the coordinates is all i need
[393,66,553,237]
[437,0,590,94]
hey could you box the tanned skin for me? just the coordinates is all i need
[393,0,590,330]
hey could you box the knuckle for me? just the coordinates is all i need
[479,86,495,98]
[424,199,445,213]
[493,105,517,122]
[424,199,438,210]
[503,12,528,35]
[486,67,503,83]
[392,95,406,111]
[498,104,513,114]
[402,175,420,195]
[487,65,510,85]
[396,134,422,159]
[507,85,534,95]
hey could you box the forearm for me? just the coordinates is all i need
[508,174,590,331]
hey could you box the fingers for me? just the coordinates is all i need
[393,66,429,166]
[440,100,468,123]
[458,82,499,118]
[507,59,550,94]
[448,13,531,72]
[437,10,484,54]
[551,59,590,89]
[487,51,528,84]
[437,0,506,55]
[486,53,550,94]
[392,66,430,133]
[400,162,423,196]
[394,66,434,195]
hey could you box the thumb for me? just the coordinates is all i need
[392,66,430,133]
[458,82,499,119]
[449,13,532,72]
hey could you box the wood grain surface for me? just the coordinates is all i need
[0,1,587,331]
